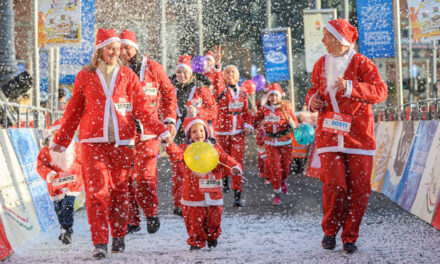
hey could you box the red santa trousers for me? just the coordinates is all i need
[181,205,223,248]
[127,176,141,226]
[128,138,160,221]
[216,133,245,191]
[81,143,134,245]
[172,161,185,207]
[265,144,292,191]
[319,152,373,243]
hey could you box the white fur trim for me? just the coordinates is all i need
[95,37,120,50]
[49,193,66,201]
[215,130,243,136]
[50,125,61,131]
[308,93,317,112]
[184,119,208,135]
[205,55,215,62]
[267,90,283,97]
[345,80,353,98]
[204,193,224,206]
[324,23,351,46]
[163,117,176,124]
[141,135,157,141]
[159,130,171,141]
[264,139,292,146]
[175,63,193,73]
[46,171,57,183]
[120,39,139,50]
[317,146,375,156]
[231,165,242,176]
[244,123,254,132]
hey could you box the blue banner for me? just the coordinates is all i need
[357,0,395,58]
[7,129,57,232]
[397,121,439,210]
[262,32,290,82]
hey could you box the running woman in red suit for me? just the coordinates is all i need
[37,119,83,245]
[253,83,298,205]
[50,28,172,260]
[306,19,387,253]
[165,117,242,250]
[119,29,177,234]
[214,65,253,207]
[169,55,217,216]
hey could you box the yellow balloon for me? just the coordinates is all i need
[184,142,219,173]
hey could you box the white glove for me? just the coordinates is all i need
[186,105,198,117]
[46,171,57,184]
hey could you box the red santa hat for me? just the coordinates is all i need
[205,51,215,63]
[119,29,139,50]
[51,119,62,131]
[266,83,284,97]
[175,55,193,73]
[183,117,209,139]
[95,28,120,50]
[324,19,358,46]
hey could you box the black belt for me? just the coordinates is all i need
[266,129,291,138]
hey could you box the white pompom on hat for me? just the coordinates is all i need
[95,28,120,50]
[119,29,139,51]
[324,19,358,46]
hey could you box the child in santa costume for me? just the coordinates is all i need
[307,19,387,253]
[50,28,172,260]
[253,83,298,205]
[37,119,83,245]
[214,65,253,207]
[119,29,178,235]
[169,55,217,215]
[165,117,242,250]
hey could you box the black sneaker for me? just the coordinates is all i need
[147,216,160,233]
[127,224,141,234]
[343,243,358,254]
[190,246,201,251]
[233,190,243,207]
[173,206,183,216]
[62,227,73,245]
[207,239,218,248]
[321,235,336,250]
[223,177,230,193]
[93,244,107,260]
[111,237,125,253]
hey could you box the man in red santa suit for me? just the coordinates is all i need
[51,28,172,260]
[214,65,253,207]
[306,19,387,254]
[119,29,177,235]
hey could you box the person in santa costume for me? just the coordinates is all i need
[119,29,177,235]
[214,65,253,207]
[169,55,217,215]
[50,28,172,260]
[306,19,387,253]
[165,117,242,250]
[255,85,270,185]
[204,47,224,94]
[37,119,83,245]
[253,83,298,205]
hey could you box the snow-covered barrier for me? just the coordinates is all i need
[0,129,84,260]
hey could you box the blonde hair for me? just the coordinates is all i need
[224,65,240,79]
[84,47,122,72]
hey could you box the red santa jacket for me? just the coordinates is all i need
[305,52,387,156]
[37,142,83,201]
[138,56,177,141]
[254,102,298,146]
[214,85,253,135]
[166,142,242,206]
[204,66,224,94]
[52,66,169,149]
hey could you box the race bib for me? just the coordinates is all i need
[115,98,132,114]
[52,174,77,187]
[229,101,244,111]
[142,82,158,96]
[264,114,281,123]
[321,112,352,136]
[198,173,221,193]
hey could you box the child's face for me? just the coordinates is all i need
[190,123,206,142]
[267,93,281,105]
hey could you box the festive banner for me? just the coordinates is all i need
[7,129,57,232]
[407,0,440,43]
[382,121,419,202]
[410,121,440,222]
[357,0,395,58]
[38,0,82,47]
[262,32,290,82]
[0,130,41,248]
[397,121,438,210]
[371,121,398,192]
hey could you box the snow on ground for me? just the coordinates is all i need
[6,208,440,264]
